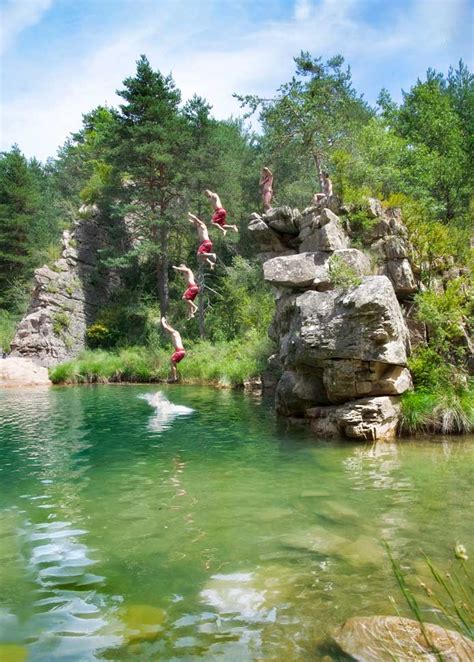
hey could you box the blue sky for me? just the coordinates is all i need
[1,0,473,161]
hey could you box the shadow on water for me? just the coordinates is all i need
[0,385,472,660]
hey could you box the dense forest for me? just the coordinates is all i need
[1,53,472,430]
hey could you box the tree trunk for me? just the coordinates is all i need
[312,150,324,189]
[156,226,169,315]
[197,266,206,338]
[156,255,169,316]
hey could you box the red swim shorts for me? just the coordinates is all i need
[183,284,199,301]
[197,240,213,255]
[212,208,227,227]
[171,349,186,364]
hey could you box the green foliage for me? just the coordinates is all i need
[0,310,18,352]
[400,385,474,435]
[346,209,377,247]
[385,542,473,640]
[415,279,470,353]
[49,333,272,386]
[0,147,62,311]
[46,281,59,294]
[86,322,116,349]
[202,256,275,341]
[327,254,362,288]
[52,311,70,336]
[237,53,372,200]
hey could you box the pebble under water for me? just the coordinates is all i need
[0,385,472,661]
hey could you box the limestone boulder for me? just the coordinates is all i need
[321,360,412,403]
[248,217,289,253]
[332,615,474,662]
[366,197,384,219]
[264,249,371,293]
[275,369,328,415]
[0,358,51,386]
[383,236,410,259]
[264,206,301,235]
[299,215,350,253]
[264,252,329,290]
[286,276,410,369]
[385,259,418,297]
[308,396,401,440]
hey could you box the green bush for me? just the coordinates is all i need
[52,311,70,336]
[400,385,474,435]
[0,310,18,352]
[328,253,362,288]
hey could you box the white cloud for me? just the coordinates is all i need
[294,0,312,21]
[1,0,472,160]
[0,0,53,54]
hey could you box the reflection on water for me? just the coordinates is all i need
[0,385,473,661]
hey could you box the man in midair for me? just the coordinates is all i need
[204,189,238,236]
[173,264,199,319]
[188,212,217,270]
[161,317,186,382]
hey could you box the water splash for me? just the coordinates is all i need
[139,392,194,432]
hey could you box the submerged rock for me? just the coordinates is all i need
[118,604,167,643]
[332,615,474,661]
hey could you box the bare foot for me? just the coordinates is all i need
[233,225,238,232]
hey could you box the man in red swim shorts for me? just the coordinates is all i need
[172,264,199,319]
[204,189,238,236]
[188,212,217,270]
[161,317,186,382]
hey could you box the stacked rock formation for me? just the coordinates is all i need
[10,208,118,368]
[249,197,415,441]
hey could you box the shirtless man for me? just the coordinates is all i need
[204,189,238,236]
[313,171,333,205]
[259,167,273,211]
[173,264,199,319]
[161,317,185,382]
[188,212,217,270]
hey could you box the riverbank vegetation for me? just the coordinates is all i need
[50,332,271,387]
[1,53,472,429]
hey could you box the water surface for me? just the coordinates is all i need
[0,385,472,660]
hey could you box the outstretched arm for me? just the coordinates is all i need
[161,316,174,334]
[172,265,190,274]
[188,212,205,229]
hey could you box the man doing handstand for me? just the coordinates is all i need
[204,189,238,236]
[173,264,199,319]
[161,317,185,382]
[188,212,217,270]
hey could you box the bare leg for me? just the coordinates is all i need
[213,223,227,236]
[169,360,177,382]
[223,224,238,233]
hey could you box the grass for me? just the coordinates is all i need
[399,386,474,435]
[0,310,19,352]
[385,542,473,647]
[49,333,272,387]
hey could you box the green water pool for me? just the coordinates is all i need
[0,385,472,660]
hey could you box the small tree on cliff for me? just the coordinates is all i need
[110,55,187,314]
[235,53,371,191]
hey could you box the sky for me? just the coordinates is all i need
[1,0,473,162]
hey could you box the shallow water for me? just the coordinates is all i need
[0,385,472,661]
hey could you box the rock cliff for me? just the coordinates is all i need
[250,196,417,440]
[10,208,118,368]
